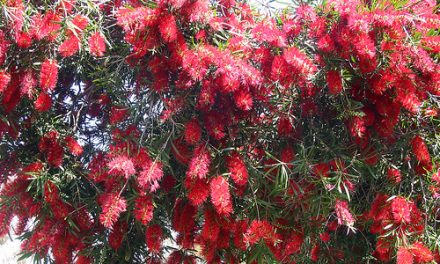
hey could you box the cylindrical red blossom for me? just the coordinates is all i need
[39,59,59,91]
[387,168,402,184]
[88,32,106,57]
[310,244,320,262]
[16,32,32,48]
[75,255,93,264]
[284,231,304,255]
[159,14,178,43]
[397,247,414,264]
[348,116,367,139]
[20,70,37,97]
[0,70,11,93]
[226,152,249,186]
[172,200,197,235]
[277,117,293,137]
[64,136,83,156]
[108,220,127,250]
[312,163,330,178]
[209,176,232,216]
[390,197,412,224]
[34,92,52,112]
[184,118,202,145]
[282,46,317,81]
[134,195,154,225]
[186,144,211,179]
[184,176,209,206]
[233,89,253,111]
[47,142,64,167]
[167,251,184,264]
[0,206,13,237]
[146,224,163,253]
[410,242,434,263]
[334,199,355,227]
[245,220,280,247]
[281,146,295,167]
[201,209,220,242]
[326,70,343,95]
[138,158,163,192]
[98,192,127,229]
[411,135,431,165]
[52,239,73,264]
[107,155,136,179]
[58,35,80,57]
[109,106,128,125]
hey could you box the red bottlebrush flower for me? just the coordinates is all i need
[0,207,13,237]
[138,158,163,192]
[146,224,163,253]
[201,209,220,242]
[184,118,202,145]
[44,181,59,203]
[71,15,89,33]
[410,242,434,263]
[312,163,330,178]
[108,155,136,179]
[186,144,211,179]
[278,117,293,137]
[0,71,11,93]
[109,106,128,125]
[348,116,367,139]
[34,92,52,112]
[47,142,64,167]
[317,34,335,53]
[234,90,253,111]
[134,195,154,225]
[245,220,276,245]
[411,135,431,165]
[319,232,330,242]
[59,35,80,57]
[16,32,32,48]
[184,176,210,206]
[391,197,412,224]
[363,147,379,166]
[76,255,93,264]
[88,32,106,57]
[98,193,127,228]
[226,152,248,186]
[64,136,83,156]
[171,138,191,165]
[57,0,76,13]
[387,168,402,184]
[108,220,127,250]
[310,244,320,262]
[167,251,184,264]
[284,231,304,255]
[39,59,58,91]
[31,11,62,41]
[432,170,440,185]
[161,174,177,192]
[326,70,343,95]
[282,46,317,82]
[281,146,295,165]
[159,14,178,43]
[335,199,355,227]
[209,176,232,216]
[397,247,414,264]
[20,70,37,97]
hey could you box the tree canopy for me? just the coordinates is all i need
[0,0,439,263]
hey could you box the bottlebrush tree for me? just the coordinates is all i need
[0,0,439,263]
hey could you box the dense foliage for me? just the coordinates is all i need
[0,0,439,263]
